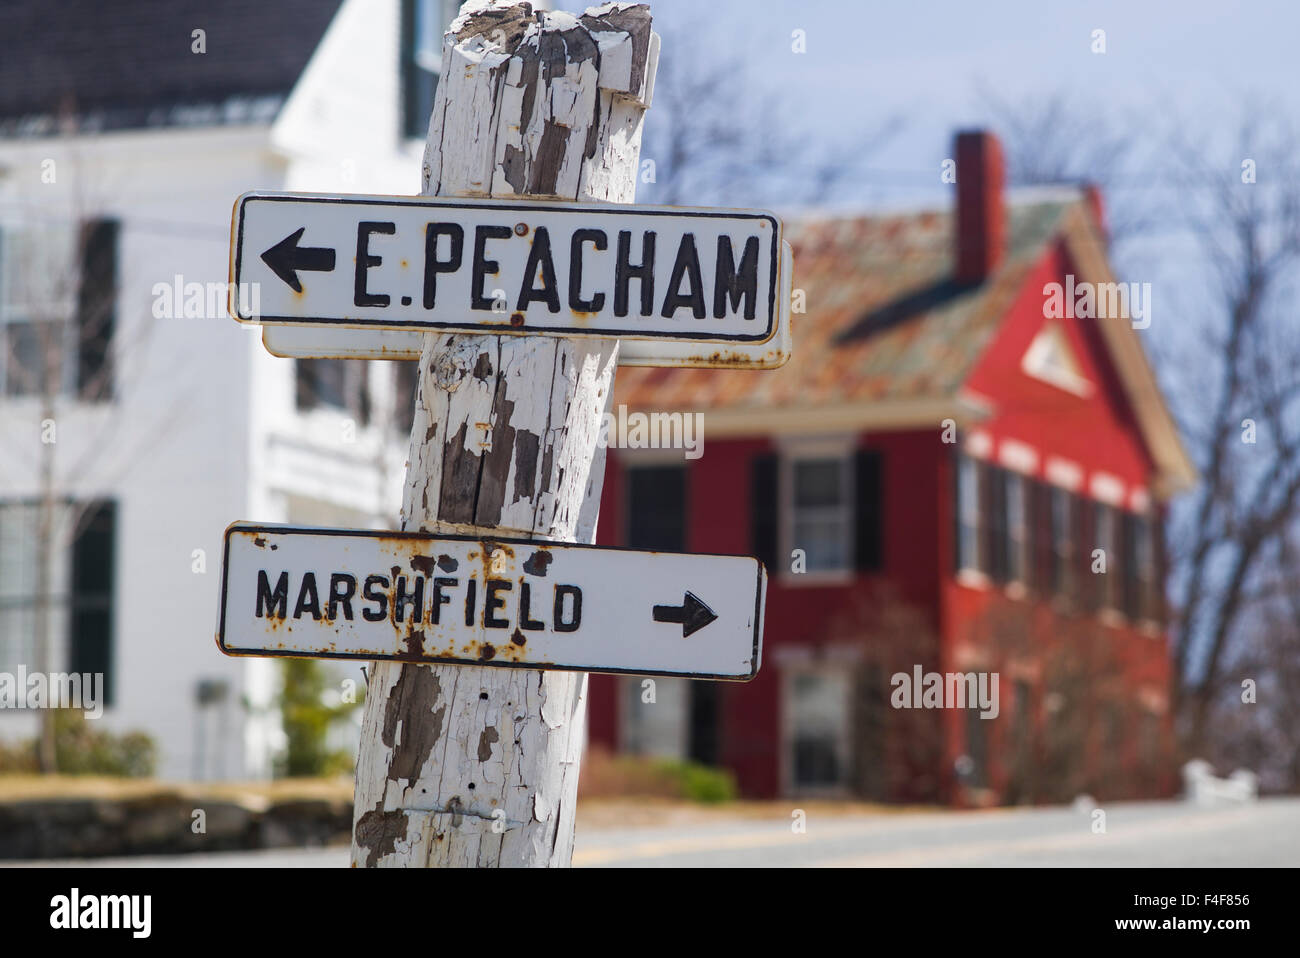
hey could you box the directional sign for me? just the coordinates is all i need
[217,524,765,680]
[230,192,782,345]
[258,238,793,368]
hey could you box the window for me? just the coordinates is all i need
[0,500,115,704]
[982,464,1013,582]
[964,707,989,788]
[955,454,981,573]
[1004,471,1029,585]
[619,675,687,759]
[1121,513,1160,623]
[1049,486,1074,598]
[787,670,849,791]
[1,220,115,401]
[401,0,462,140]
[1139,516,1162,622]
[296,358,371,426]
[1095,503,1118,610]
[789,457,852,573]
[626,465,686,552]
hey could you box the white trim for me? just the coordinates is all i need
[998,438,1039,474]
[1045,456,1083,491]
[665,396,990,439]
[956,568,990,589]
[775,433,856,457]
[966,430,993,459]
[1090,471,1126,506]
[616,446,691,466]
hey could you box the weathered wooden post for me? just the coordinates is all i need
[350,0,660,868]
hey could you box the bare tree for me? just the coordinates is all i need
[976,86,1156,246]
[639,13,903,208]
[1163,112,1300,759]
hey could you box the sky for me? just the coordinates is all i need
[641,0,1299,212]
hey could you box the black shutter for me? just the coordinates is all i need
[986,466,1008,583]
[1153,510,1168,625]
[76,218,118,400]
[1121,512,1139,618]
[1030,480,1050,593]
[627,465,686,552]
[69,501,116,706]
[854,449,883,571]
[751,452,778,571]
[1075,497,1095,612]
[400,0,439,140]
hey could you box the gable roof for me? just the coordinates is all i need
[613,189,1197,497]
[0,0,344,137]
[615,195,1069,414]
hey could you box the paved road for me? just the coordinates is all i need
[8,798,1298,867]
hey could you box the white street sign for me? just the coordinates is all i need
[231,192,783,347]
[217,524,765,680]
[258,238,792,368]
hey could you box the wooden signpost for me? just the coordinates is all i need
[215,0,791,868]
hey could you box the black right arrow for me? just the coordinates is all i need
[652,591,718,638]
[260,227,336,293]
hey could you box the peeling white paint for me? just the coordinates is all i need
[352,0,657,869]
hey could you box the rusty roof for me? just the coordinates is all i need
[614,195,1074,414]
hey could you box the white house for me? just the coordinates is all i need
[0,0,478,779]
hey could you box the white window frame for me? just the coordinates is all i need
[955,452,987,587]
[0,221,79,400]
[617,674,688,760]
[1094,502,1120,614]
[778,435,855,585]
[780,664,852,797]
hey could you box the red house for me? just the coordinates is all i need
[588,130,1197,806]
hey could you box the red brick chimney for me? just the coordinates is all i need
[954,130,1005,285]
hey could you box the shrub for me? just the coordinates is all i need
[579,748,737,803]
[0,710,156,777]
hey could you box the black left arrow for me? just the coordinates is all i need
[652,591,718,638]
[260,227,336,293]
